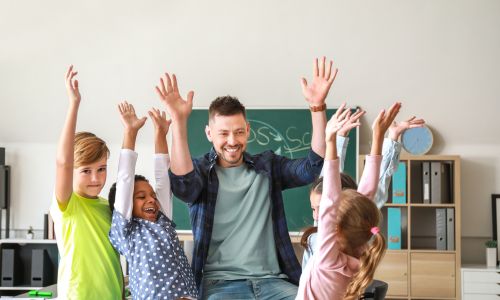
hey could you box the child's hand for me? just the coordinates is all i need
[118,101,147,133]
[388,116,425,141]
[325,103,351,142]
[301,57,338,106]
[155,73,194,123]
[65,65,80,105]
[372,102,401,140]
[338,108,366,137]
[148,108,172,136]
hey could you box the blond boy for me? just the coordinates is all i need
[50,66,123,299]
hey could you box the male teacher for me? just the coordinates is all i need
[156,57,337,299]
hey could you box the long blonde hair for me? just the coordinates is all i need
[336,189,387,299]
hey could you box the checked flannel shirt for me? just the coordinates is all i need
[169,147,324,288]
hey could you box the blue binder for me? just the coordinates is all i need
[388,208,402,249]
[392,162,407,204]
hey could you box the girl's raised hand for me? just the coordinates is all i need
[118,101,147,133]
[338,108,365,137]
[325,102,351,142]
[388,116,425,141]
[372,102,401,139]
[65,65,81,105]
[148,108,172,137]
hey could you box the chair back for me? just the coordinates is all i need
[360,280,388,300]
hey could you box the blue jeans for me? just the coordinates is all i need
[202,278,298,300]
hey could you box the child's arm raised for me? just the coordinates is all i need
[374,115,425,208]
[149,108,173,219]
[301,56,338,158]
[315,106,350,266]
[358,102,401,200]
[336,107,365,171]
[114,102,147,219]
[55,66,81,207]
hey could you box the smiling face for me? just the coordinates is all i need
[205,113,250,168]
[73,157,107,198]
[132,180,160,222]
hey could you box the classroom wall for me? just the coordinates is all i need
[1,0,499,264]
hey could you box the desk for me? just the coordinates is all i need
[462,264,500,299]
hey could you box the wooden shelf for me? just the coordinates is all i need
[360,154,462,299]
[410,203,456,208]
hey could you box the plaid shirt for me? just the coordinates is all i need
[169,148,324,288]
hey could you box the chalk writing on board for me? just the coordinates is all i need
[248,119,311,158]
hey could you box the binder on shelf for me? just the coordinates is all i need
[31,249,54,287]
[436,208,447,250]
[1,249,19,286]
[387,208,402,249]
[392,162,407,204]
[422,162,431,204]
[446,208,455,250]
[431,162,452,204]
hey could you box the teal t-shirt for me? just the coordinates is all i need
[203,164,285,280]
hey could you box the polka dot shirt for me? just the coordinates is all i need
[109,211,198,300]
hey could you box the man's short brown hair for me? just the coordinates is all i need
[74,132,109,168]
[208,96,246,121]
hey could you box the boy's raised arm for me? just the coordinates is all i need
[55,65,81,206]
[155,73,194,176]
[301,56,338,158]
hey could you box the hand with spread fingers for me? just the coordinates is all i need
[118,101,147,133]
[155,73,194,123]
[388,116,426,141]
[371,102,402,155]
[325,102,351,142]
[372,102,402,140]
[338,108,366,137]
[149,108,172,137]
[301,56,338,106]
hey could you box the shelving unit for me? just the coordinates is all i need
[0,239,58,296]
[360,154,461,299]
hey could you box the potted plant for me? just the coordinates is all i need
[26,226,34,239]
[486,240,497,267]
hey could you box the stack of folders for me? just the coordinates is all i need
[387,162,407,250]
[422,161,453,204]
[436,208,455,250]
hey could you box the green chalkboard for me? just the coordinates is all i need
[172,108,358,231]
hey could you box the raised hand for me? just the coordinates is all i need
[301,57,338,106]
[325,103,351,142]
[148,108,172,137]
[65,65,81,105]
[338,108,366,137]
[372,102,402,139]
[118,101,147,133]
[388,116,425,141]
[155,73,194,122]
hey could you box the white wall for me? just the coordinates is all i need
[1,0,499,263]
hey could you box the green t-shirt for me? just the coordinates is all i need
[50,192,123,299]
[203,164,285,280]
